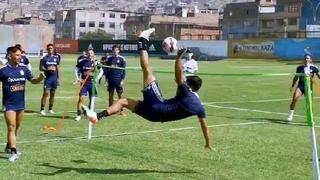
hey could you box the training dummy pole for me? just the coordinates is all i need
[88,65,98,139]
[304,74,320,180]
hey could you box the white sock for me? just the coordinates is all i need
[288,110,294,118]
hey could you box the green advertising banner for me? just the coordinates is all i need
[78,40,166,54]
[228,39,275,58]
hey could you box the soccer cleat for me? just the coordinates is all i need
[8,153,19,162]
[48,110,55,114]
[75,115,81,121]
[82,105,98,124]
[40,110,46,116]
[287,116,293,122]
[136,28,155,41]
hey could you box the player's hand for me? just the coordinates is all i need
[177,48,186,57]
[120,80,124,86]
[39,72,45,80]
[57,78,60,86]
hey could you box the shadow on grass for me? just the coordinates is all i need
[246,117,307,127]
[34,163,194,176]
[42,115,74,120]
[213,115,307,127]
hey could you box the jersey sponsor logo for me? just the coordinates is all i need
[20,70,24,76]
[46,62,58,65]
[8,77,26,82]
[10,84,25,92]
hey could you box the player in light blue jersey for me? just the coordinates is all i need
[39,44,61,115]
[83,29,212,150]
[0,46,44,162]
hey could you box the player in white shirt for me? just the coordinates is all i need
[183,49,198,74]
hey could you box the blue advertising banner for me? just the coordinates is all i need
[274,39,320,59]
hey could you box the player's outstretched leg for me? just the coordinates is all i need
[137,28,156,87]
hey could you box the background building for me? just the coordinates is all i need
[222,0,304,39]
[55,9,137,40]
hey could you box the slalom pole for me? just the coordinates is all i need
[88,64,98,139]
[304,74,320,180]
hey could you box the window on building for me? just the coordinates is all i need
[288,18,297,25]
[262,20,274,28]
[99,22,105,28]
[109,13,115,18]
[276,5,284,12]
[120,23,124,30]
[79,21,86,27]
[276,19,284,26]
[288,4,298,13]
[109,22,115,28]
[120,14,126,19]
[89,21,95,27]
[100,13,105,17]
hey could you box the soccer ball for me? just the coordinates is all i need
[162,37,178,53]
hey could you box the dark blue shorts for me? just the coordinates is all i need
[3,104,24,111]
[80,83,97,97]
[44,76,58,90]
[134,81,164,121]
[107,78,123,93]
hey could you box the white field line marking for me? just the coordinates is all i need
[204,97,320,105]
[205,104,319,120]
[0,121,268,146]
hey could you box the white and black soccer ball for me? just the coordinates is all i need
[162,37,178,53]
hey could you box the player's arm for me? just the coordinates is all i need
[29,72,45,84]
[175,48,186,85]
[96,67,104,82]
[121,58,126,81]
[39,59,46,72]
[198,118,212,150]
[290,75,298,92]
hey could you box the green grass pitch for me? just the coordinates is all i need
[0,54,317,179]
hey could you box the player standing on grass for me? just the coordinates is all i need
[1,46,44,162]
[287,55,320,121]
[182,49,198,75]
[106,45,126,116]
[39,44,61,115]
[75,48,103,121]
[83,28,212,149]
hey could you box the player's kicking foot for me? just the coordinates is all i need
[136,28,155,41]
[82,105,98,124]
[8,153,19,162]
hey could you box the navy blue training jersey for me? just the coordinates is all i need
[106,55,126,80]
[0,64,33,111]
[40,54,61,78]
[20,55,29,66]
[76,58,97,84]
[296,64,319,88]
[136,82,206,122]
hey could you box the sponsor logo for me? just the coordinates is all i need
[8,77,26,82]
[10,84,25,92]
[232,42,274,54]
[20,70,24,76]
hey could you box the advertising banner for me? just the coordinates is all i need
[54,39,78,53]
[228,39,275,58]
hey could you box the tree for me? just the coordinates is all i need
[79,29,114,40]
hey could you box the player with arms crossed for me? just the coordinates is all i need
[39,44,61,115]
[1,46,44,161]
[83,28,212,149]
[287,54,320,121]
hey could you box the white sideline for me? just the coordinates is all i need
[0,121,268,146]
